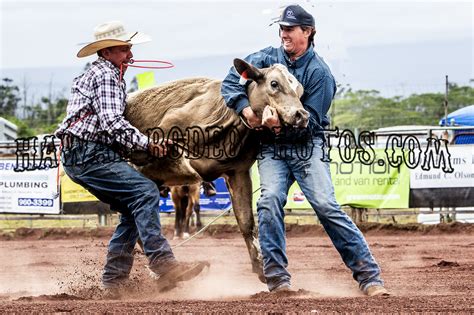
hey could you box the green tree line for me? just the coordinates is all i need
[0,78,67,137]
[332,82,474,130]
[0,77,473,138]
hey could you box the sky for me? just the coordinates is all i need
[0,0,472,97]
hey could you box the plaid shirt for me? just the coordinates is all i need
[55,57,149,150]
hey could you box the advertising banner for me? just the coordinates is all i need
[251,149,409,209]
[159,177,232,213]
[0,160,60,214]
[410,145,474,189]
[330,149,409,208]
[60,166,99,203]
[136,71,156,90]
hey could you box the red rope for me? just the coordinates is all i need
[119,59,174,82]
[127,59,174,69]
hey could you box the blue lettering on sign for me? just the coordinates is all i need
[17,198,54,207]
[0,162,15,171]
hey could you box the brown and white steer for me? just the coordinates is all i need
[125,59,309,283]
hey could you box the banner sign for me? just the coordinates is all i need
[60,166,231,212]
[7,142,469,213]
[60,166,99,203]
[136,71,156,90]
[159,177,232,213]
[410,145,474,189]
[0,160,60,214]
[251,149,409,209]
[330,149,409,208]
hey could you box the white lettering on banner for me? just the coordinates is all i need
[347,194,400,201]
[410,145,474,189]
[0,160,60,214]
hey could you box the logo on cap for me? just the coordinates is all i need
[286,9,297,20]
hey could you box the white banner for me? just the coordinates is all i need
[0,160,60,214]
[410,145,474,189]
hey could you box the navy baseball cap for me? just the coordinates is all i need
[273,5,315,27]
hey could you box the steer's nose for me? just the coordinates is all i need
[295,109,309,128]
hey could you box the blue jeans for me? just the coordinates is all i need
[257,137,383,291]
[61,140,176,288]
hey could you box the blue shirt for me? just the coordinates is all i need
[221,45,336,131]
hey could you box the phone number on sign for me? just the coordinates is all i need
[18,198,54,207]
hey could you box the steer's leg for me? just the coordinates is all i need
[183,195,194,239]
[194,203,202,229]
[171,189,185,239]
[226,171,265,283]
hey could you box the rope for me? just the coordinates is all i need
[171,187,261,249]
[119,59,174,82]
[54,142,62,199]
[127,59,174,69]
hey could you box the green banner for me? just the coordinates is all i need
[251,149,409,209]
[329,149,409,208]
[136,71,155,90]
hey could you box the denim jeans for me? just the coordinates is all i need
[257,136,383,291]
[61,140,176,288]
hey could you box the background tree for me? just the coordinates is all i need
[333,83,474,131]
[1,77,472,138]
[0,78,21,117]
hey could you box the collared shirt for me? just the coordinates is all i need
[55,57,149,150]
[221,45,336,132]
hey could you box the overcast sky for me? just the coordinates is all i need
[0,0,472,98]
[1,0,471,68]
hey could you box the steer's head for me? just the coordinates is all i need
[233,58,309,128]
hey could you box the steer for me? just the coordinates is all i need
[125,59,309,282]
[171,183,202,239]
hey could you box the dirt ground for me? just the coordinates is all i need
[0,223,473,313]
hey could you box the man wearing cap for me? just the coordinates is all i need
[221,5,389,296]
[55,21,208,299]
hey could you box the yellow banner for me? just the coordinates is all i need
[136,71,155,90]
[60,166,98,203]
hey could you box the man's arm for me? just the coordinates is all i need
[221,49,271,128]
[303,73,336,128]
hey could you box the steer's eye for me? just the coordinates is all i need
[270,81,279,89]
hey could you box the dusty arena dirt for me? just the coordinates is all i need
[0,223,473,313]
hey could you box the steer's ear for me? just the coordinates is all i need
[233,58,264,82]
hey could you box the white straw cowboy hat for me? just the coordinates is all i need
[77,21,151,58]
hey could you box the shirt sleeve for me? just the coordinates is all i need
[92,73,150,150]
[221,50,269,114]
[303,72,336,128]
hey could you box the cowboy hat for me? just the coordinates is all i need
[77,21,151,58]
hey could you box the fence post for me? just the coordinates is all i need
[98,214,107,226]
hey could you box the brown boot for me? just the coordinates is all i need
[152,261,210,291]
[365,285,390,296]
[102,287,121,300]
